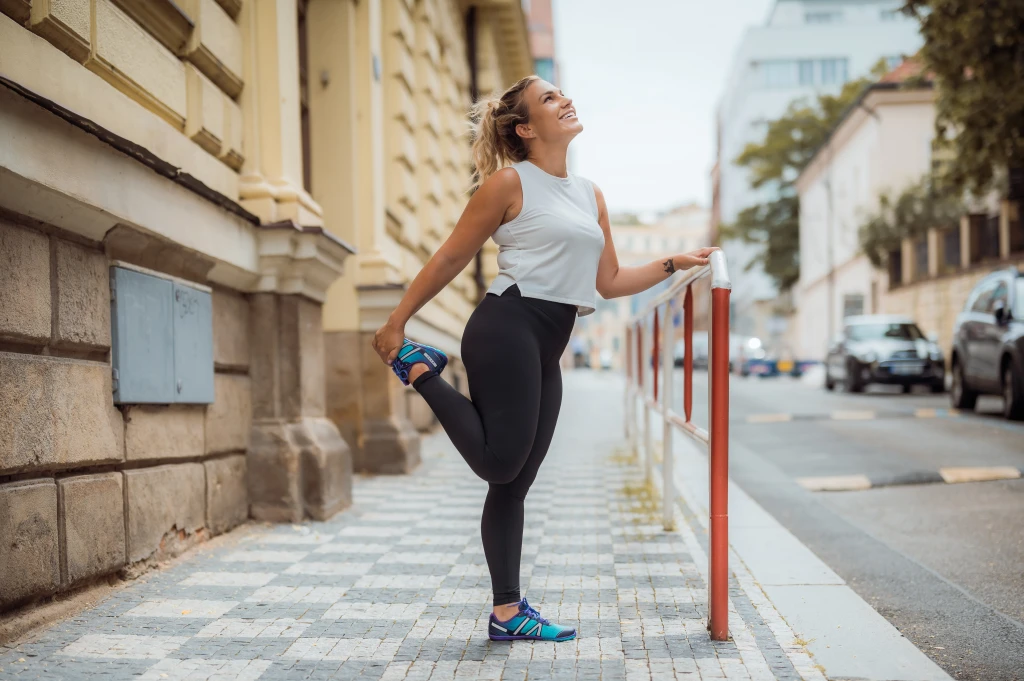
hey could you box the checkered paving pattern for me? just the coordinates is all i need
[0,373,822,680]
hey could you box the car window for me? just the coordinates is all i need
[846,323,925,341]
[991,280,1009,309]
[970,280,998,312]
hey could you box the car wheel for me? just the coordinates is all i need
[1003,360,1024,421]
[930,378,945,394]
[824,366,835,391]
[845,359,864,393]
[901,384,912,394]
[950,357,978,411]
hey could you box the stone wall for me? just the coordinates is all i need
[0,215,251,612]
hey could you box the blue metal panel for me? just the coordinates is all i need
[111,267,175,404]
[172,282,215,404]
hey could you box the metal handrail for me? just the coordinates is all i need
[624,249,731,642]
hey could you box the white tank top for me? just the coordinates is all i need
[486,161,606,316]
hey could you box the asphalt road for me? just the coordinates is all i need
[669,367,1024,681]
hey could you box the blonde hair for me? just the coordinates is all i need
[469,76,539,190]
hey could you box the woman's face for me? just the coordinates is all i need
[518,79,582,144]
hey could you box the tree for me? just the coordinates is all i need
[857,174,964,267]
[720,77,874,291]
[903,0,1024,196]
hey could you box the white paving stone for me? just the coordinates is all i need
[125,599,239,618]
[59,634,189,659]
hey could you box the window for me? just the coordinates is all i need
[913,237,928,280]
[888,248,903,288]
[970,280,998,313]
[798,60,815,86]
[820,58,848,85]
[967,213,1001,263]
[757,60,798,88]
[806,11,841,23]
[942,227,961,270]
[298,0,312,193]
[842,294,864,318]
[534,57,555,84]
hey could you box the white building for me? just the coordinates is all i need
[572,204,710,370]
[715,0,923,345]
[794,67,936,360]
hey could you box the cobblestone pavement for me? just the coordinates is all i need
[0,373,825,680]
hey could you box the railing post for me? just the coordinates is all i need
[708,273,732,642]
[624,326,632,446]
[684,285,694,422]
[647,311,659,484]
[661,300,675,531]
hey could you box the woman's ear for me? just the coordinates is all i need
[515,122,535,140]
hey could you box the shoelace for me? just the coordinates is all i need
[520,600,551,626]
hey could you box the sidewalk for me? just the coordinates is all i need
[0,372,923,680]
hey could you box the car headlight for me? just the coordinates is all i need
[929,345,943,361]
[855,350,878,363]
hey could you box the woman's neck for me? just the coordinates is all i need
[526,146,570,179]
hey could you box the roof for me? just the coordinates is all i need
[878,55,930,84]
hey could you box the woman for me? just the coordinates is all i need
[371,76,716,642]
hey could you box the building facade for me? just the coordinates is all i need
[572,203,710,370]
[715,0,922,344]
[0,0,531,613]
[794,65,1024,361]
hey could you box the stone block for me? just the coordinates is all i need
[181,0,243,98]
[205,373,251,454]
[124,463,205,563]
[0,480,59,608]
[212,288,249,370]
[89,0,188,127]
[355,333,420,474]
[29,0,91,62]
[54,239,111,349]
[205,454,247,535]
[125,405,205,461]
[58,473,126,584]
[185,64,225,156]
[0,219,50,345]
[407,389,436,433]
[0,353,124,475]
[325,330,362,458]
[248,417,351,522]
[282,296,326,419]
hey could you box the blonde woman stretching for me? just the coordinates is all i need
[372,76,716,642]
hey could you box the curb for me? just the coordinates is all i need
[797,466,1023,492]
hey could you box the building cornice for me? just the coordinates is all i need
[256,221,355,303]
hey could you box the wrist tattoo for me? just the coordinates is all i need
[663,258,675,274]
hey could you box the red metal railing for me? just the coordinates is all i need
[624,250,731,641]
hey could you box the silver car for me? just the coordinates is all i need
[824,315,945,393]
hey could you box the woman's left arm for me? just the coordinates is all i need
[592,183,718,300]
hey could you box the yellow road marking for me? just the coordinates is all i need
[914,408,938,418]
[796,475,873,492]
[939,467,1022,484]
[746,413,793,424]
[830,410,876,421]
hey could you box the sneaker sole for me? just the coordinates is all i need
[488,633,576,642]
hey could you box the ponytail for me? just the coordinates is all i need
[469,76,538,190]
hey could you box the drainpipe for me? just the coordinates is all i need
[466,6,485,302]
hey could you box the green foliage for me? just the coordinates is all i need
[903,0,1024,195]
[857,175,963,267]
[723,77,873,291]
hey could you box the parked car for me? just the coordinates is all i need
[950,268,1024,420]
[824,315,945,393]
[599,349,613,371]
[673,332,709,368]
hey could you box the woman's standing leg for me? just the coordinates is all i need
[482,355,563,607]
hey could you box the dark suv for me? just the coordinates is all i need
[824,315,945,393]
[950,268,1024,420]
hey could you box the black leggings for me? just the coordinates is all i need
[413,285,576,606]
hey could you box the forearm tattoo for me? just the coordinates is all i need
[663,258,675,274]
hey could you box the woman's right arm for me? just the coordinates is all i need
[371,168,519,364]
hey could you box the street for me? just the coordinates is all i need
[674,368,1024,681]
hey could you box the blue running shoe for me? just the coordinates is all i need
[488,599,576,642]
[391,338,448,386]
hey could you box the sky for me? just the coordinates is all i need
[552,0,775,215]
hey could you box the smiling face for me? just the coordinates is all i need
[516,79,582,146]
